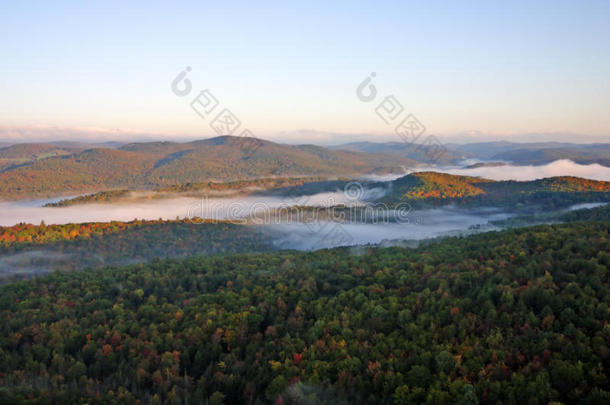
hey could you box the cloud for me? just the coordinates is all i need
[443,131,608,144]
[0,124,172,144]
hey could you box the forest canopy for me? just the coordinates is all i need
[0,221,609,404]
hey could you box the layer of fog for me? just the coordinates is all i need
[0,191,363,227]
[263,207,513,250]
[265,200,608,251]
[3,201,604,279]
[443,159,610,182]
[566,202,608,211]
[369,159,610,182]
[0,250,73,276]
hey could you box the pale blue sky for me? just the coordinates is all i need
[1,1,609,142]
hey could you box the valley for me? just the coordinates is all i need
[3,3,610,403]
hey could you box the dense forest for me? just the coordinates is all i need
[559,204,610,222]
[1,221,609,403]
[491,204,610,229]
[0,219,262,250]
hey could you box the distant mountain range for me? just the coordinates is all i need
[0,136,609,200]
[447,141,610,166]
[333,140,610,167]
[0,136,417,199]
[329,141,470,165]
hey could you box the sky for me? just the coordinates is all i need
[1,1,609,144]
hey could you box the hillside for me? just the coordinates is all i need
[559,204,610,222]
[0,219,273,277]
[0,137,418,199]
[0,222,608,403]
[0,148,157,197]
[0,143,80,160]
[0,143,81,172]
[382,172,610,210]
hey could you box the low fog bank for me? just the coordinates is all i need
[0,246,154,280]
[440,159,610,182]
[0,191,361,227]
[0,197,199,226]
[566,202,608,211]
[348,159,610,183]
[2,202,605,280]
[262,206,513,250]
[0,250,73,277]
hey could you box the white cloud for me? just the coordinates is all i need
[0,124,166,144]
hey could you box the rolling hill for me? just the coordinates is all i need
[381,172,610,210]
[331,141,470,165]
[0,136,419,199]
[0,143,82,172]
[448,141,610,166]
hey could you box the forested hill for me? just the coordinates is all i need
[44,176,351,207]
[1,221,609,403]
[382,172,610,210]
[0,220,274,279]
[0,137,417,199]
